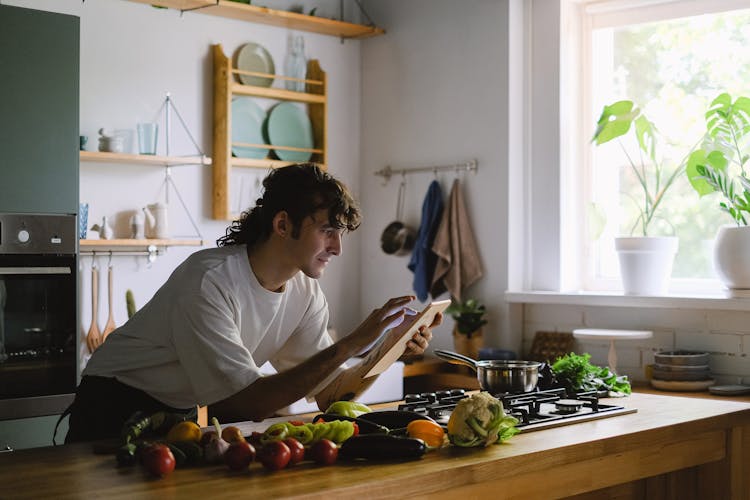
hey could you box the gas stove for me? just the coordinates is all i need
[397,388,636,432]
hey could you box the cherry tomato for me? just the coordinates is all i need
[283,437,305,465]
[406,419,445,448]
[142,444,176,478]
[221,425,245,444]
[309,439,338,466]
[352,422,359,437]
[258,440,291,471]
[224,440,256,471]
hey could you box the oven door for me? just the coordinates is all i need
[0,255,77,419]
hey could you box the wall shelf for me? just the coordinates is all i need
[212,44,327,220]
[80,150,211,167]
[79,238,204,260]
[126,0,385,39]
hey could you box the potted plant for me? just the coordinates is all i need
[592,100,685,295]
[445,298,487,359]
[686,92,750,294]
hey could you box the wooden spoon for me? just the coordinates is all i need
[85,264,101,353]
[102,264,117,340]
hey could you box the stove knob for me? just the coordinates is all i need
[404,394,425,404]
[449,389,466,397]
[17,229,30,243]
[435,390,452,399]
[420,392,437,403]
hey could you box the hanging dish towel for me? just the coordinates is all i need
[408,180,444,302]
[430,178,483,301]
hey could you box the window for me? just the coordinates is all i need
[576,0,750,293]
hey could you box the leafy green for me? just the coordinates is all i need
[551,353,631,397]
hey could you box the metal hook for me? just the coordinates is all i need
[91,251,97,269]
[107,251,113,268]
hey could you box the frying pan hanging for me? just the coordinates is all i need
[380,178,416,256]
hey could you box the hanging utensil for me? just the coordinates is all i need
[102,257,117,340]
[85,258,101,353]
[380,176,416,255]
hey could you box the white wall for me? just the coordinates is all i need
[5,0,364,369]
[359,0,515,353]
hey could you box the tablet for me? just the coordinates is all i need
[361,299,451,378]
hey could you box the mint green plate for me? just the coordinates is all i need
[264,102,313,162]
[231,97,268,159]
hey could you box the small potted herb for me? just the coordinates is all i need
[445,298,487,359]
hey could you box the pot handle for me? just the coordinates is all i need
[433,349,479,371]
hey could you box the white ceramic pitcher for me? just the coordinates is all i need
[143,202,169,239]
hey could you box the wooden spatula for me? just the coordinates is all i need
[85,263,101,353]
[102,264,117,340]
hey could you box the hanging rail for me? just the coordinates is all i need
[374,159,478,184]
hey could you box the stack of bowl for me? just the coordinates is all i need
[651,350,713,391]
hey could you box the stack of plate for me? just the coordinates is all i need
[650,350,714,391]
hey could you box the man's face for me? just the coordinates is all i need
[287,209,343,279]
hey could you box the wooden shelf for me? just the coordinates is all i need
[80,150,210,166]
[127,0,385,39]
[80,238,203,247]
[212,44,327,220]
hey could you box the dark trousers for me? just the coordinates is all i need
[62,376,191,443]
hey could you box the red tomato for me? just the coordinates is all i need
[142,444,176,478]
[224,440,256,471]
[310,439,338,466]
[282,437,305,465]
[352,422,359,437]
[258,440,291,471]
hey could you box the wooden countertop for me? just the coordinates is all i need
[1,392,748,499]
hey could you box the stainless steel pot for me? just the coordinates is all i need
[434,349,541,393]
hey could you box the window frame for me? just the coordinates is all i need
[510,0,750,303]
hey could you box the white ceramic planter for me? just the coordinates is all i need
[714,225,750,293]
[615,236,678,295]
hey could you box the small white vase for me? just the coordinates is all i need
[714,225,750,293]
[615,236,678,295]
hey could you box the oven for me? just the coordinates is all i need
[0,213,77,420]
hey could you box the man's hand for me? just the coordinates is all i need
[403,311,442,356]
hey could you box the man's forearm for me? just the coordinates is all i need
[211,334,362,422]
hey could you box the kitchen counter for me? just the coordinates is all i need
[0,392,748,499]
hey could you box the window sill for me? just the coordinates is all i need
[505,290,750,311]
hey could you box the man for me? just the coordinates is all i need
[65,164,439,442]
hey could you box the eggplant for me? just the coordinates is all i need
[311,413,389,435]
[356,410,437,431]
[339,434,427,461]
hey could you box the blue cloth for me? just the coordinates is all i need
[408,180,444,301]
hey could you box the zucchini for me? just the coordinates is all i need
[339,435,427,461]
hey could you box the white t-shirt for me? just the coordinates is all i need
[83,244,335,409]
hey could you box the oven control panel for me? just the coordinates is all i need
[0,213,76,255]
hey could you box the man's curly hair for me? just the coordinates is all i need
[217,163,361,247]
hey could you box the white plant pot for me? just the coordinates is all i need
[615,236,678,295]
[714,225,750,294]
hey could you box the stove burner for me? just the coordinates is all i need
[398,388,636,432]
